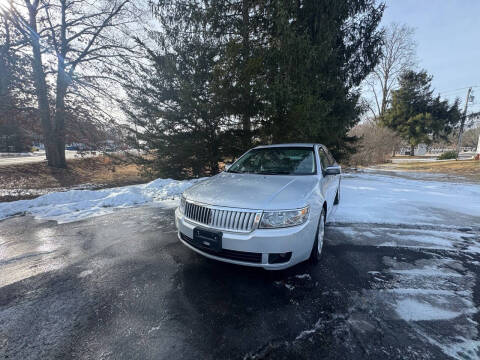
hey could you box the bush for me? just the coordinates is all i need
[348,121,402,166]
[437,150,457,160]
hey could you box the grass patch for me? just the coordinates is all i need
[376,159,480,182]
[0,155,146,201]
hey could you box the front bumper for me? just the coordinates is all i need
[175,208,316,270]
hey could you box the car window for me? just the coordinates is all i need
[228,147,316,175]
[324,148,336,166]
[318,148,330,170]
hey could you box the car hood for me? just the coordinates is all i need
[183,172,318,210]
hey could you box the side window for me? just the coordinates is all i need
[325,148,336,166]
[318,148,329,171]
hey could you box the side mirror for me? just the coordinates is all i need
[224,163,232,171]
[324,166,341,176]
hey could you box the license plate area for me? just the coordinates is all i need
[193,228,222,253]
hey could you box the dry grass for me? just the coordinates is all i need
[376,159,480,182]
[0,155,145,193]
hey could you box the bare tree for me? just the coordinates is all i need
[2,0,136,167]
[462,122,480,148]
[364,23,417,119]
[349,118,403,166]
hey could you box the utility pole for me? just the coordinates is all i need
[456,87,473,159]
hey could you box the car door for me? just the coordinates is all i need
[318,147,336,214]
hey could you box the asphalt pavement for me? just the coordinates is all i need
[1,203,479,359]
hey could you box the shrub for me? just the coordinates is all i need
[437,150,457,160]
[348,121,402,166]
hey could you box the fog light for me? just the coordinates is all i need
[268,252,292,264]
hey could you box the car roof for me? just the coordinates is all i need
[253,143,321,149]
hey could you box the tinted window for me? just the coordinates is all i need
[228,147,316,175]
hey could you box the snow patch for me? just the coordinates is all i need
[332,172,480,227]
[78,270,93,278]
[0,178,204,223]
[368,256,480,358]
[295,274,311,280]
[395,298,460,321]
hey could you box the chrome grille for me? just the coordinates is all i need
[184,201,259,232]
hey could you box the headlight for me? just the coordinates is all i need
[259,206,309,228]
[179,195,186,214]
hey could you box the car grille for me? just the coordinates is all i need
[184,201,259,232]
[180,233,262,263]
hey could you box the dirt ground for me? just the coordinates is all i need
[373,159,480,182]
[0,155,146,202]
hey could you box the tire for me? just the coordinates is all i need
[309,208,326,264]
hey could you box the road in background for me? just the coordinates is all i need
[0,150,101,167]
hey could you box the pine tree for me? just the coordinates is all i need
[382,70,462,155]
[207,0,269,155]
[125,1,228,178]
[260,0,384,159]
[128,0,385,177]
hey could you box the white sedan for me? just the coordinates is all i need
[175,143,341,270]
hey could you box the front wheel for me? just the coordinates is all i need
[309,209,326,264]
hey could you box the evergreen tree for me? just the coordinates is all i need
[260,0,384,159]
[207,0,269,155]
[126,1,228,178]
[382,70,462,155]
[128,0,385,178]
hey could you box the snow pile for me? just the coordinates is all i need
[0,178,203,223]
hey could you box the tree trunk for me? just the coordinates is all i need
[27,3,67,168]
[27,5,64,167]
[54,0,68,168]
[410,144,415,157]
[53,81,67,168]
[380,75,389,118]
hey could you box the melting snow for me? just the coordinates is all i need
[395,298,461,321]
[0,178,204,223]
[333,172,480,226]
[328,171,480,359]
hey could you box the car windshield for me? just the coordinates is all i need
[227,147,316,175]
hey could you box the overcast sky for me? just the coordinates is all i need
[382,0,480,114]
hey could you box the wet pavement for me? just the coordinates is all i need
[1,203,479,359]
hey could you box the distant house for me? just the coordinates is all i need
[397,143,428,156]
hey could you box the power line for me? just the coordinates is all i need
[438,85,480,95]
